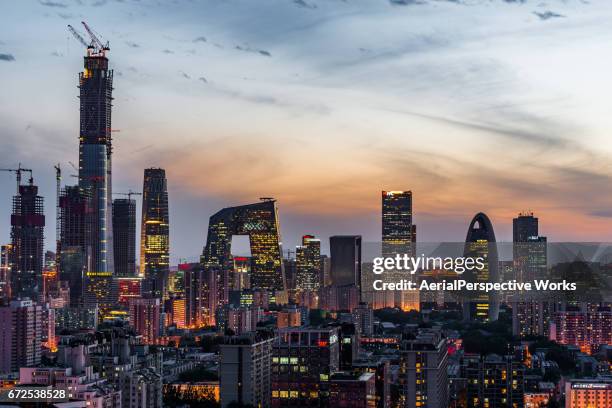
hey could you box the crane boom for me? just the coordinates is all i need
[114,190,142,201]
[0,164,33,192]
[67,24,90,48]
[81,21,108,51]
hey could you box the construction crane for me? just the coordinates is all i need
[67,21,109,57]
[114,190,142,201]
[81,21,109,51]
[67,24,90,49]
[0,164,33,193]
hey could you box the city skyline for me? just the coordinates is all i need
[0,4,610,408]
[3,1,612,262]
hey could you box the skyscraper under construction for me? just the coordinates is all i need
[140,168,170,298]
[75,24,114,308]
[10,180,45,301]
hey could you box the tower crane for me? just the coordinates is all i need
[114,190,142,201]
[81,21,109,52]
[67,21,109,57]
[0,164,33,193]
[67,24,90,49]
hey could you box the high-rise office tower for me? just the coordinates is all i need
[463,213,499,322]
[296,235,321,291]
[0,299,43,374]
[512,212,548,337]
[220,332,275,408]
[202,199,285,291]
[329,235,362,287]
[140,168,169,298]
[10,181,45,301]
[78,41,114,279]
[382,191,418,311]
[512,212,538,242]
[513,212,547,282]
[382,191,414,257]
[112,198,136,277]
[58,185,91,306]
[399,328,449,408]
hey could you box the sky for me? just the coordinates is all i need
[2,0,612,261]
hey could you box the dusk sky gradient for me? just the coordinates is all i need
[2,0,612,262]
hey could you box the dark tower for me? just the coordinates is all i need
[10,181,45,301]
[512,213,548,337]
[140,168,170,298]
[329,235,362,287]
[58,185,91,306]
[513,213,538,243]
[113,198,136,277]
[464,212,499,322]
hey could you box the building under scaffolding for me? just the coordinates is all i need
[10,182,45,301]
[76,24,115,311]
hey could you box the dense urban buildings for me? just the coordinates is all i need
[0,16,610,408]
[140,168,170,298]
[202,199,286,291]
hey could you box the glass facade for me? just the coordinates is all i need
[140,168,170,298]
[202,199,286,292]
